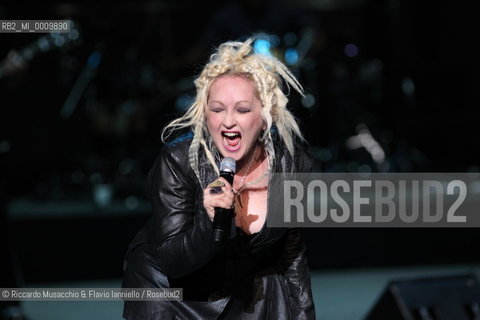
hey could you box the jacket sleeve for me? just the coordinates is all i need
[144,145,218,279]
[281,229,316,320]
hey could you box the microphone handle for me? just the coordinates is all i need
[213,171,234,243]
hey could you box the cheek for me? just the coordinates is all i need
[206,114,219,131]
[243,115,265,136]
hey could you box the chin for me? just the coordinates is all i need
[221,151,244,162]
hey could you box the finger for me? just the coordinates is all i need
[204,188,234,211]
[207,184,233,195]
[209,186,223,194]
[210,198,234,210]
[204,186,223,197]
[207,179,225,188]
[217,177,233,189]
[206,188,234,200]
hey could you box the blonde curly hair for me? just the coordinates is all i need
[162,37,304,185]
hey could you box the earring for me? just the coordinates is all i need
[258,129,266,142]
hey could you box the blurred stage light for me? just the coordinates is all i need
[0,140,11,153]
[346,124,386,164]
[401,77,415,96]
[93,183,113,207]
[54,35,65,47]
[38,37,51,52]
[125,196,139,210]
[87,51,102,68]
[119,159,134,175]
[175,93,194,112]
[285,48,299,65]
[253,39,272,56]
[318,148,332,162]
[301,93,316,108]
[344,43,359,57]
[69,29,79,40]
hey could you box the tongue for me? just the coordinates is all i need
[226,137,240,146]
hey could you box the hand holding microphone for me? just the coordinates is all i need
[202,157,236,243]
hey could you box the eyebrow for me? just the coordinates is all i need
[208,100,253,106]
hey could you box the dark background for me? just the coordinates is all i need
[0,0,479,284]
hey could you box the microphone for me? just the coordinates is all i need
[213,157,236,243]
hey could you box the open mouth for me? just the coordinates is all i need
[222,131,241,151]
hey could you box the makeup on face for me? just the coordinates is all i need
[207,75,266,165]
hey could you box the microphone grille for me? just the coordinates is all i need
[220,157,236,173]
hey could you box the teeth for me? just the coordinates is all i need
[223,132,239,137]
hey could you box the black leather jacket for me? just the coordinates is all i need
[122,132,316,319]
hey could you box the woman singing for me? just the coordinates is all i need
[122,37,316,320]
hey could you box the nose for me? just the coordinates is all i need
[222,110,237,129]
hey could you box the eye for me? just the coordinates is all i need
[209,106,223,113]
[237,108,251,114]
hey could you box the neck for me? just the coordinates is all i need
[233,143,268,194]
[237,143,264,175]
